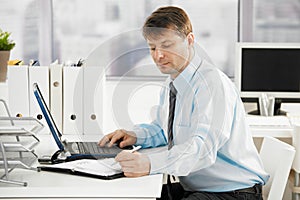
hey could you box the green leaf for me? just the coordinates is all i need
[0,29,16,51]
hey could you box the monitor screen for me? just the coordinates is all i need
[235,43,300,114]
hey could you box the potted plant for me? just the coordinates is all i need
[0,29,15,82]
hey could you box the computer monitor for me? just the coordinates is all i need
[235,42,300,115]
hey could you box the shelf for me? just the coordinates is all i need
[0,157,37,170]
[0,99,43,186]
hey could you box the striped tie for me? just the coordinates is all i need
[168,82,177,150]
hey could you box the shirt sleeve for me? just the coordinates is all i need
[133,121,167,148]
[148,72,238,176]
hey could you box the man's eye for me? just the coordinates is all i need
[150,47,155,51]
[162,44,171,49]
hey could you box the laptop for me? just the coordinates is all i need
[33,83,128,162]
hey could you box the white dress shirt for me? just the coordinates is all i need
[133,49,269,192]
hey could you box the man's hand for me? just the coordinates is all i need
[98,129,137,148]
[115,151,150,177]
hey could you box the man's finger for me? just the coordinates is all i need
[115,150,138,162]
[122,166,136,173]
[98,135,111,147]
[119,140,132,148]
[108,130,126,147]
[118,159,137,168]
[124,171,148,178]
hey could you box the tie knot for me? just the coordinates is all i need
[169,82,177,96]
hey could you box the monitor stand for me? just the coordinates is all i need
[273,100,287,116]
[248,99,287,116]
[248,110,260,115]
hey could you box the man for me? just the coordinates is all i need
[99,6,269,200]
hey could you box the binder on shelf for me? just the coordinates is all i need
[7,65,30,118]
[63,67,83,135]
[28,66,50,128]
[83,66,105,135]
[50,63,63,132]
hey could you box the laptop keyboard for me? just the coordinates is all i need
[77,142,122,155]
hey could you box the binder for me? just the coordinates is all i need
[38,158,124,180]
[7,65,30,118]
[50,63,63,132]
[28,66,50,127]
[83,66,105,135]
[63,67,83,135]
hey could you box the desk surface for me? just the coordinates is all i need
[0,135,163,199]
[0,123,295,199]
[0,168,163,199]
[251,127,293,138]
[247,115,294,138]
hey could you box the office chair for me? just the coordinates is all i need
[260,136,295,200]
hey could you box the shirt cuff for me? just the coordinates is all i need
[132,125,147,145]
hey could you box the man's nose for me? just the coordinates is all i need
[154,48,165,60]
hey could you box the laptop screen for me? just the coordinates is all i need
[33,83,65,151]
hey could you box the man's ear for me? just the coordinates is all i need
[187,33,194,46]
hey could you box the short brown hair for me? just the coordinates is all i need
[143,6,193,39]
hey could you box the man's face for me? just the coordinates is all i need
[146,30,194,79]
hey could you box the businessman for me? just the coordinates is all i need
[99,6,269,200]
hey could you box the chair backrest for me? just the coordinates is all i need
[260,136,295,200]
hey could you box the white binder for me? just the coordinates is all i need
[63,67,83,135]
[83,66,105,135]
[50,63,63,132]
[28,66,50,127]
[7,65,30,118]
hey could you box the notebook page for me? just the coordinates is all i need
[74,159,122,176]
[40,158,122,176]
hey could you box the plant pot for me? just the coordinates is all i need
[0,51,10,82]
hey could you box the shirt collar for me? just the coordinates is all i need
[169,49,202,95]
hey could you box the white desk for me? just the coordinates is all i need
[247,115,294,138]
[0,169,163,199]
[0,118,297,199]
[251,126,293,138]
[0,134,163,199]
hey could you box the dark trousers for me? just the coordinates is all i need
[157,183,263,200]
